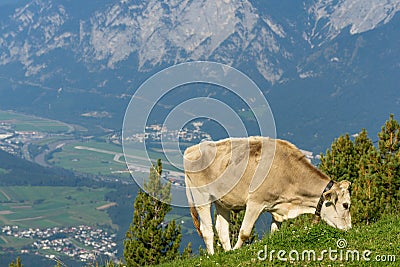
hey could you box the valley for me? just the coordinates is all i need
[0,0,399,154]
[0,186,118,263]
[0,109,198,265]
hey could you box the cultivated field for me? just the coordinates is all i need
[0,186,116,230]
[48,140,132,178]
[0,110,72,133]
[48,140,183,180]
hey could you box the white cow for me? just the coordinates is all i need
[184,137,351,254]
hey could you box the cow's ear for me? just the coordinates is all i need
[323,189,337,203]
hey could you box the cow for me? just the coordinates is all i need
[184,136,352,254]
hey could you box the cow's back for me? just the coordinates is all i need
[184,136,275,208]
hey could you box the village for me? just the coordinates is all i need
[1,224,117,263]
[0,121,70,158]
[125,124,316,162]
[122,122,212,144]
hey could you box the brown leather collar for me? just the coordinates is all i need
[315,180,335,217]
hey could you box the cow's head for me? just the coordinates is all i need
[320,180,352,230]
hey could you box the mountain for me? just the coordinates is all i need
[0,0,399,151]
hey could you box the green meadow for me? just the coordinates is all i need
[0,110,71,133]
[0,186,116,230]
[48,140,132,178]
[48,140,183,179]
[0,168,9,175]
[158,215,400,267]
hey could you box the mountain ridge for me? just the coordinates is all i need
[0,0,399,151]
[3,0,399,82]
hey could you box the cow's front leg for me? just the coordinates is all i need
[215,203,232,251]
[197,204,214,254]
[233,202,263,250]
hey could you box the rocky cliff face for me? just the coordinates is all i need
[0,0,399,149]
[2,0,399,82]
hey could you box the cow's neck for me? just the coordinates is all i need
[289,165,330,220]
[274,160,331,221]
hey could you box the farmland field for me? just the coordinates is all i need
[0,167,9,175]
[48,140,183,179]
[0,236,33,249]
[0,188,10,202]
[0,110,72,133]
[48,140,132,178]
[0,186,116,230]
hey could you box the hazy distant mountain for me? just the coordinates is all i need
[0,0,399,151]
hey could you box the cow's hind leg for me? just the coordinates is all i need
[215,203,232,251]
[197,203,214,254]
[270,216,282,233]
[233,202,263,250]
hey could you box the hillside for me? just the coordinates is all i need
[158,215,400,266]
[0,147,125,188]
[0,149,82,186]
[0,149,137,265]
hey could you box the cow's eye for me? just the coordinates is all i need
[342,203,349,210]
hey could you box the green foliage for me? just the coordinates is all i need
[8,257,22,267]
[102,260,124,267]
[378,113,400,156]
[378,114,400,208]
[319,133,357,181]
[319,115,400,224]
[124,159,182,266]
[181,242,193,259]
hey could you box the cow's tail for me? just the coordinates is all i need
[185,173,202,238]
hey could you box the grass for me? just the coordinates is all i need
[158,215,400,267]
[48,139,182,179]
[0,236,34,249]
[48,140,129,177]
[0,188,10,202]
[0,186,116,230]
[0,167,10,175]
[0,110,71,133]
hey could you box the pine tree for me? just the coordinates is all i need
[377,114,400,212]
[354,139,380,224]
[181,242,193,259]
[9,257,22,267]
[378,114,400,157]
[319,133,357,182]
[354,129,374,163]
[124,159,182,266]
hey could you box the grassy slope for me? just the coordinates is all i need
[159,215,400,267]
